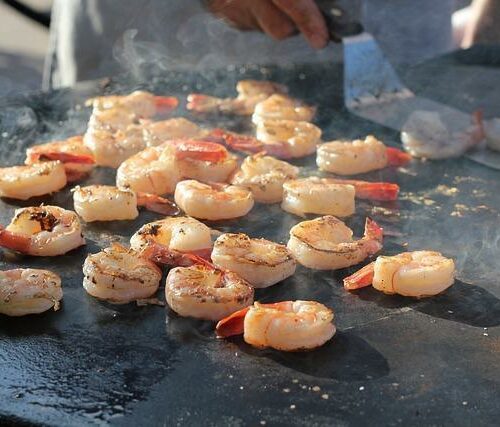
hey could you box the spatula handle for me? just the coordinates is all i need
[315,0,364,42]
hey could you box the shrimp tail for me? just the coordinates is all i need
[141,243,212,267]
[154,96,178,115]
[470,110,486,147]
[386,147,412,166]
[343,262,375,290]
[363,217,383,255]
[205,129,265,155]
[327,179,400,201]
[36,152,95,165]
[0,226,31,253]
[136,192,180,216]
[172,139,229,162]
[216,306,250,337]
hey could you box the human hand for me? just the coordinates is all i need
[206,0,329,49]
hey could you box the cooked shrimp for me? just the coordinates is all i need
[0,161,67,200]
[252,94,316,125]
[130,217,212,264]
[216,300,335,351]
[25,136,95,182]
[143,118,202,147]
[84,123,147,168]
[281,177,356,217]
[116,140,234,194]
[175,180,254,220]
[116,145,181,195]
[202,128,290,159]
[173,139,238,183]
[72,185,178,222]
[344,251,455,297]
[165,263,254,321]
[317,136,411,175]
[230,154,299,203]
[401,110,485,159]
[0,269,62,316]
[187,80,287,115]
[287,216,383,270]
[313,178,400,202]
[212,233,296,288]
[0,206,85,256]
[85,90,178,117]
[83,244,162,304]
[255,119,321,158]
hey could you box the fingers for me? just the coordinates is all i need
[252,0,296,40]
[272,0,329,48]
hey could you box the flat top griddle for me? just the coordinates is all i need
[1,50,500,426]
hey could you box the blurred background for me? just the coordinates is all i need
[0,0,484,97]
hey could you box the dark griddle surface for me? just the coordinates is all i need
[1,51,499,426]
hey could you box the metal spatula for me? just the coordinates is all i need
[316,0,500,169]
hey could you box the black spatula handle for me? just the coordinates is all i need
[315,0,364,42]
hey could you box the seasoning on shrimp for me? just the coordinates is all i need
[212,233,296,288]
[255,119,321,158]
[175,180,254,221]
[216,300,336,351]
[0,206,85,256]
[142,118,201,147]
[252,94,316,125]
[287,216,383,270]
[83,243,162,304]
[344,250,455,297]
[0,269,63,316]
[316,135,411,175]
[130,217,213,264]
[116,145,181,195]
[25,135,95,182]
[73,185,179,222]
[230,154,299,203]
[281,177,356,217]
[0,161,67,200]
[165,263,254,321]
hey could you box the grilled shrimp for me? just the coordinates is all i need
[212,233,296,288]
[316,136,411,175]
[73,185,179,222]
[255,119,321,158]
[230,154,299,203]
[85,90,178,118]
[165,263,254,321]
[216,300,335,351]
[116,145,180,195]
[287,216,383,270]
[187,80,287,115]
[25,136,95,182]
[252,94,316,125]
[175,180,254,220]
[0,206,85,256]
[344,251,455,297]
[401,110,485,159]
[281,177,356,217]
[84,123,146,168]
[0,269,63,316]
[0,161,67,200]
[130,217,212,264]
[143,118,201,147]
[173,140,238,183]
[83,244,162,304]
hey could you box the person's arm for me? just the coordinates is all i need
[461,0,500,47]
[206,0,329,49]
